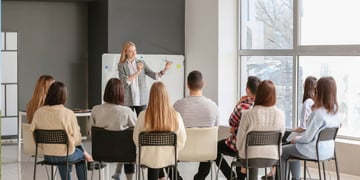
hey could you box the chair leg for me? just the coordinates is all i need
[210,161,215,180]
[317,161,322,180]
[230,162,234,180]
[286,159,290,180]
[141,168,145,180]
[304,160,307,180]
[33,159,37,180]
[137,166,140,180]
[334,157,340,180]
[322,162,327,180]
[275,165,281,180]
[265,168,268,179]
[217,154,224,179]
[175,166,178,180]
[51,165,54,180]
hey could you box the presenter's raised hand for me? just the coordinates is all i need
[164,60,173,71]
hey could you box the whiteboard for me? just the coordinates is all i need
[102,54,185,105]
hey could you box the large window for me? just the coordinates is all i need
[301,0,360,45]
[241,0,293,49]
[240,56,293,127]
[300,57,360,138]
[239,0,360,139]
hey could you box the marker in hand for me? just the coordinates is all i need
[163,57,173,64]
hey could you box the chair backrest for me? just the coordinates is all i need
[22,123,42,156]
[315,127,338,160]
[317,127,338,142]
[178,126,218,162]
[33,129,68,145]
[33,129,69,157]
[91,126,136,163]
[138,131,177,167]
[139,131,177,146]
[244,131,282,168]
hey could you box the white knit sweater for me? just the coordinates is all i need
[236,105,285,160]
[30,105,81,156]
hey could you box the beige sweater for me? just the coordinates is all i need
[236,105,285,160]
[133,111,186,168]
[30,105,81,156]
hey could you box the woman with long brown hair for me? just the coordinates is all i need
[236,80,285,180]
[281,77,341,180]
[26,75,55,123]
[30,81,88,180]
[133,82,186,180]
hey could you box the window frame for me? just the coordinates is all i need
[237,0,360,140]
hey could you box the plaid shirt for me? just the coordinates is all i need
[225,97,255,151]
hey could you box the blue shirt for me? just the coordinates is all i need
[295,107,340,160]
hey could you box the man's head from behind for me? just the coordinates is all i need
[246,76,261,96]
[187,70,204,91]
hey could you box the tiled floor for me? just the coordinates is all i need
[2,140,360,180]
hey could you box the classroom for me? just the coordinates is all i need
[1,0,360,179]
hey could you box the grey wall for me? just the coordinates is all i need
[2,0,184,110]
[107,0,184,54]
[2,1,89,110]
[88,0,108,108]
[88,0,185,107]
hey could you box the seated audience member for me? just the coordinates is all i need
[194,76,261,180]
[27,76,94,163]
[30,81,88,180]
[281,76,341,180]
[292,76,318,134]
[173,70,218,127]
[90,78,137,180]
[133,82,186,180]
[26,75,55,123]
[171,70,219,179]
[263,76,317,179]
[236,80,285,180]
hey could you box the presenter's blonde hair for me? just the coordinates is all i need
[119,41,136,63]
[144,82,179,132]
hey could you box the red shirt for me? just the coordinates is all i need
[225,97,255,151]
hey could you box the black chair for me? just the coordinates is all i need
[286,127,339,180]
[137,131,177,180]
[91,126,136,180]
[230,131,282,180]
[33,129,85,180]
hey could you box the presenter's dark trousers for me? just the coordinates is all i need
[129,105,147,116]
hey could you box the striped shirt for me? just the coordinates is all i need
[173,96,219,127]
[225,97,255,151]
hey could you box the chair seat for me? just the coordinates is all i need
[232,158,279,168]
[37,159,85,166]
[229,131,282,180]
[287,155,334,162]
[285,127,339,180]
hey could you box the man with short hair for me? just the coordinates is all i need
[174,70,219,127]
[170,70,219,180]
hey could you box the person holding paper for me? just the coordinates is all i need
[118,41,172,116]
